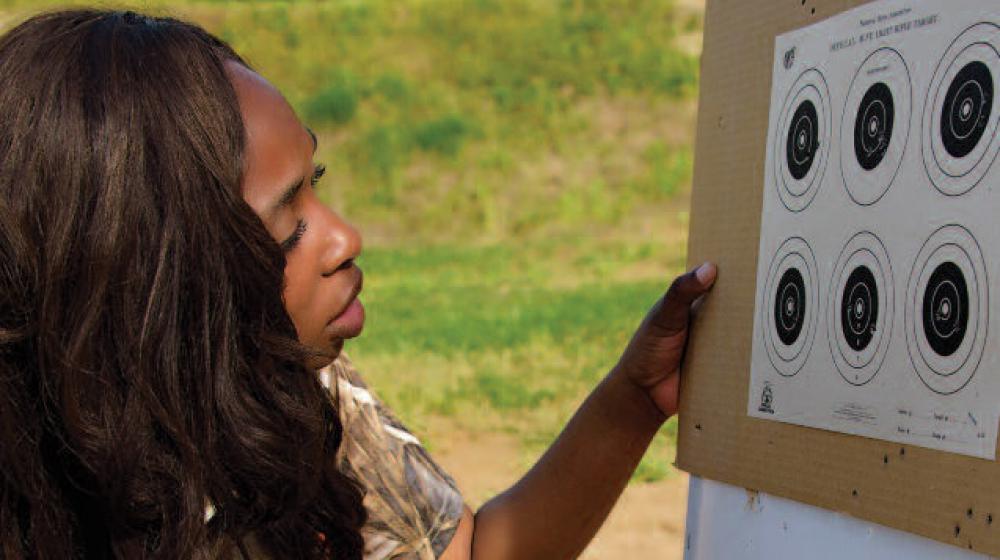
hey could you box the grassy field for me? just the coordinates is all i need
[1,0,701,241]
[0,0,704,483]
[348,225,691,482]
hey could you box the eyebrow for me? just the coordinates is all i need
[306,127,317,151]
[268,128,319,217]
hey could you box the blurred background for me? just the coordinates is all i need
[2,0,703,556]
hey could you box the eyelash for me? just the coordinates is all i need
[281,219,307,252]
[311,163,326,187]
[280,163,326,252]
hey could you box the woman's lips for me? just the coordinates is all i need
[328,295,365,338]
[326,270,365,338]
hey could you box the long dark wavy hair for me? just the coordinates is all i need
[0,9,366,559]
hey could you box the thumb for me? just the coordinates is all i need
[649,262,717,337]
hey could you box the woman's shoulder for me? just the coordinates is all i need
[320,354,465,560]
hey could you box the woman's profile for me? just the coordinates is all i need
[0,9,716,559]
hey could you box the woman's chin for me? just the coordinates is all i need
[304,338,345,371]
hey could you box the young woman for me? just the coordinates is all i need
[0,9,717,559]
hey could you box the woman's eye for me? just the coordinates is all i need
[279,164,323,253]
[311,163,326,187]
[281,219,307,252]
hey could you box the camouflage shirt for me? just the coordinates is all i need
[319,354,465,559]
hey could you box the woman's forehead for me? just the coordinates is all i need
[227,62,313,217]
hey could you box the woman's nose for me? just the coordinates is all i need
[318,206,362,277]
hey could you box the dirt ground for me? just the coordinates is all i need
[430,427,688,559]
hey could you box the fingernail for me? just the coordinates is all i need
[695,262,716,286]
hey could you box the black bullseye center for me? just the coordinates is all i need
[841,265,878,352]
[786,100,820,180]
[854,82,894,171]
[922,261,969,357]
[774,267,806,346]
[941,60,993,159]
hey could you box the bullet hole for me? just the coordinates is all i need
[899,447,906,456]
[955,525,961,537]
[882,454,888,464]
[852,489,859,497]
[695,424,702,431]
[811,8,816,14]
[987,513,993,525]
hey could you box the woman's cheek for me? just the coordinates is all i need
[282,265,312,339]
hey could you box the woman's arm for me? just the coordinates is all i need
[440,263,717,560]
[470,362,668,559]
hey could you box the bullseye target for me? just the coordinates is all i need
[922,23,1000,196]
[763,237,819,377]
[748,0,1000,459]
[905,225,989,395]
[840,48,912,205]
[827,232,894,386]
[774,69,831,212]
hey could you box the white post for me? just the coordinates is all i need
[683,476,992,559]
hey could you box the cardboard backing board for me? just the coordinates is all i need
[677,0,1000,555]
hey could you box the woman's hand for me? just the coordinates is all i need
[614,262,717,417]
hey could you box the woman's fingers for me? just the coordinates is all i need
[649,262,717,337]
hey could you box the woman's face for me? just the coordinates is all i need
[230,63,365,369]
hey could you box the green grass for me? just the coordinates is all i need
[0,0,701,242]
[348,233,689,481]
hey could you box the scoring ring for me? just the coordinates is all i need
[922,22,1000,196]
[763,237,819,377]
[905,225,989,395]
[827,232,894,386]
[840,48,912,206]
[775,68,831,212]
